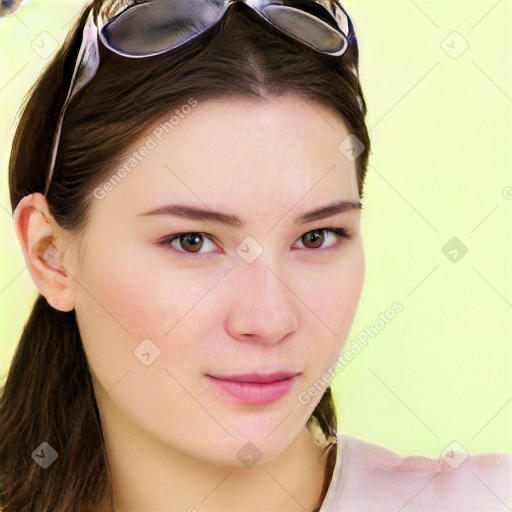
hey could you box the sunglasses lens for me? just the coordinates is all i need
[260,4,346,54]
[103,0,226,56]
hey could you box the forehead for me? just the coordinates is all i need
[90,96,359,222]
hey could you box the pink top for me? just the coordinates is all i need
[319,433,512,511]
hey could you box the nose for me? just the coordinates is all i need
[225,258,299,344]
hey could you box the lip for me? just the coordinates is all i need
[209,371,300,384]
[206,374,299,405]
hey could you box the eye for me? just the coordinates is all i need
[294,228,351,251]
[156,227,352,258]
[157,232,218,258]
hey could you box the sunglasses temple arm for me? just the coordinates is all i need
[44,9,100,196]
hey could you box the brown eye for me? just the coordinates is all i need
[295,228,350,251]
[158,227,351,259]
[158,232,218,257]
[301,229,325,249]
[178,233,204,253]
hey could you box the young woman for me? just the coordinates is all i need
[1,1,510,511]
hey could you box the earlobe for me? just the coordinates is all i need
[12,193,75,312]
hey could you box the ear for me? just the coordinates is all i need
[12,193,75,312]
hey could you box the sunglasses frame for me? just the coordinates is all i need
[43,0,354,196]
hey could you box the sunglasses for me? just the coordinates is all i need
[44,0,355,195]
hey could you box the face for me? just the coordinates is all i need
[60,96,365,466]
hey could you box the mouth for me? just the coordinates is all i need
[208,371,300,384]
[206,373,300,405]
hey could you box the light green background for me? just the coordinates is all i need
[1,1,511,460]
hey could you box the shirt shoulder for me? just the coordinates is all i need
[329,434,511,512]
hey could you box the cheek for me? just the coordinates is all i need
[73,240,228,383]
[303,249,365,332]
[276,247,365,401]
[75,235,216,336]
[295,246,365,367]
[73,243,226,433]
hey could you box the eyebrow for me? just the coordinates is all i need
[137,199,362,228]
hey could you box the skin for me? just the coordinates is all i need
[13,96,366,511]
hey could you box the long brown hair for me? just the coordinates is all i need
[1,1,371,510]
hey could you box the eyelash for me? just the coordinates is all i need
[156,227,352,259]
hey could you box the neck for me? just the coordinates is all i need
[99,394,329,511]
